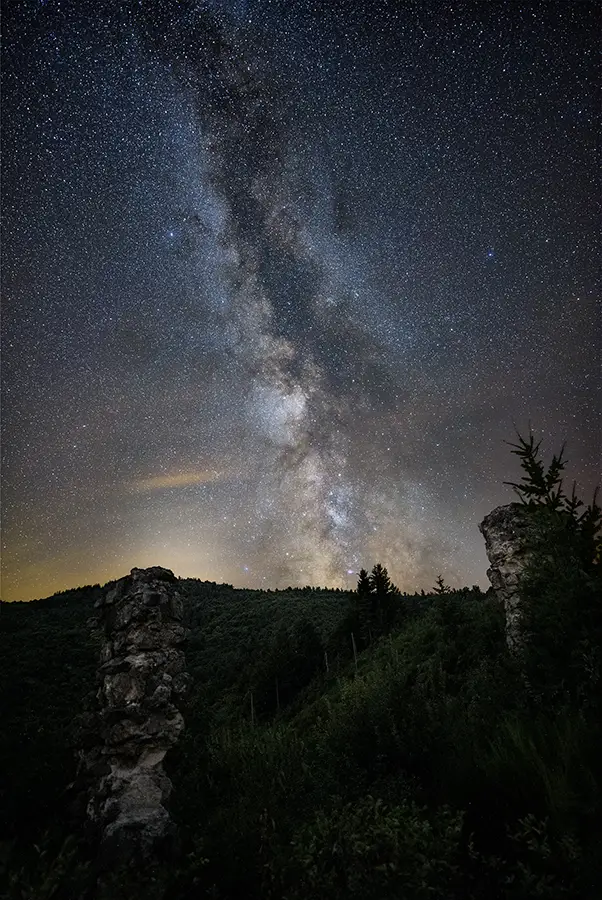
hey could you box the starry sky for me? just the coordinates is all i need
[1,0,599,601]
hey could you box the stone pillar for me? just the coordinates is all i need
[478,503,536,651]
[83,566,189,865]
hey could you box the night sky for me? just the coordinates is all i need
[2,0,599,602]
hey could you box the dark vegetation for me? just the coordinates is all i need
[1,434,600,898]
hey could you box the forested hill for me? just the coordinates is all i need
[2,520,601,900]
[0,576,368,844]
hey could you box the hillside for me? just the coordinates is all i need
[2,438,601,899]
[2,568,601,898]
[0,579,349,842]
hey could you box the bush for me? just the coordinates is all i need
[264,795,463,900]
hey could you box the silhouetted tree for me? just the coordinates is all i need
[356,569,373,645]
[505,428,601,566]
[504,430,602,707]
[369,564,398,634]
[357,568,371,596]
[434,575,451,595]
[369,562,391,596]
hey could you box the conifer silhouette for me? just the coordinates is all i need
[369,563,395,633]
[356,568,373,645]
[433,575,451,595]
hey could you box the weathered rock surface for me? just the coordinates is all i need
[479,503,537,651]
[80,566,188,865]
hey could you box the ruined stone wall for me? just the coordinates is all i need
[80,566,188,864]
[479,503,536,651]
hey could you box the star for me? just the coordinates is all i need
[1,1,597,600]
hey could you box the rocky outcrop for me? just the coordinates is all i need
[479,503,537,651]
[80,566,188,865]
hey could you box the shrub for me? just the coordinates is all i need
[264,795,463,900]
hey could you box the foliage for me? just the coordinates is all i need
[0,587,100,842]
[1,433,600,899]
[342,563,403,653]
[264,795,464,900]
[2,833,89,900]
[355,568,373,645]
[433,574,451,594]
[240,619,324,721]
[505,429,601,565]
[504,432,602,709]
[368,562,398,634]
[519,529,602,708]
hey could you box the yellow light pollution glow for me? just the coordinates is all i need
[129,469,225,492]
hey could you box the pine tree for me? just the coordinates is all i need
[369,563,391,597]
[505,428,601,566]
[503,430,602,705]
[356,568,373,646]
[357,568,371,597]
[369,564,395,634]
[433,575,451,595]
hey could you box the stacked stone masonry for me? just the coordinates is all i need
[83,566,188,864]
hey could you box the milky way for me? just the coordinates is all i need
[2,0,599,600]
